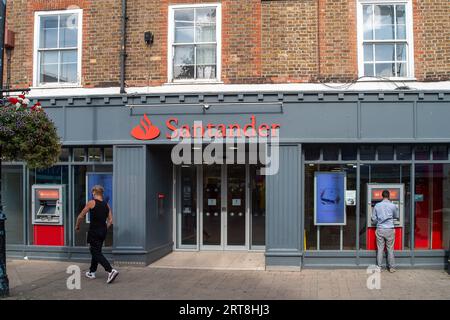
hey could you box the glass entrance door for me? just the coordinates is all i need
[202,164,223,248]
[177,163,264,250]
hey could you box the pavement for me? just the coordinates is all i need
[3,258,450,300]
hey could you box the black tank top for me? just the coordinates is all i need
[89,199,109,230]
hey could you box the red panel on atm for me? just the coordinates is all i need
[36,189,60,200]
[33,225,64,246]
[370,188,400,201]
[367,227,402,250]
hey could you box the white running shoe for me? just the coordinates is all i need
[106,269,119,284]
[85,271,96,279]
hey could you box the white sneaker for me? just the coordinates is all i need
[85,271,96,279]
[106,269,119,284]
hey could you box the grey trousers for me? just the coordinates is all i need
[375,228,396,269]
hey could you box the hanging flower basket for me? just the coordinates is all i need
[0,94,61,169]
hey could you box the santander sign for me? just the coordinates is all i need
[131,114,280,141]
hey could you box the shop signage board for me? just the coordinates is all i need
[314,172,347,225]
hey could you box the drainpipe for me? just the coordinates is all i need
[120,0,127,94]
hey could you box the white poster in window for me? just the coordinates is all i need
[232,199,241,206]
[345,190,356,206]
[207,199,217,206]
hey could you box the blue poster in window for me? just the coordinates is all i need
[314,172,346,225]
[86,173,113,223]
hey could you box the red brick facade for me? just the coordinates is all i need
[3,0,450,89]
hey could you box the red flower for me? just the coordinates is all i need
[8,97,19,105]
[31,102,42,111]
[18,94,26,99]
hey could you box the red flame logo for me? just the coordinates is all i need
[130,114,160,140]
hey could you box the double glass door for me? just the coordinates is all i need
[177,164,263,250]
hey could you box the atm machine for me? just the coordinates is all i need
[32,184,65,246]
[366,183,404,250]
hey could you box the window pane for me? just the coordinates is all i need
[397,145,412,160]
[396,43,407,61]
[175,22,194,43]
[375,44,395,61]
[196,24,216,42]
[40,16,58,48]
[396,5,406,24]
[360,145,376,160]
[175,9,194,22]
[415,145,430,160]
[88,148,102,162]
[378,145,394,160]
[73,148,86,162]
[61,50,77,63]
[375,63,395,77]
[341,145,357,161]
[432,145,448,160]
[375,5,394,25]
[304,145,320,161]
[396,63,407,77]
[104,147,113,162]
[196,66,216,79]
[59,148,70,162]
[196,45,216,64]
[362,5,373,40]
[196,7,216,23]
[174,45,194,65]
[60,63,77,83]
[363,44,373,62]
[40,51,58,83]
[59,14,78,47]
[323,145,339,161]
[397,24,406,40]
[364,63,374,77]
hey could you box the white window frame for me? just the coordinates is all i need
[167,3,222,83]
[357,0,414,80]
[33,9,83,88]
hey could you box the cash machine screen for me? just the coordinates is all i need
[369,187,401,226]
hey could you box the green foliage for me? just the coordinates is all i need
[0,104,61,169]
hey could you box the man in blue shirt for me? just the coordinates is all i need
[371,190,399,273]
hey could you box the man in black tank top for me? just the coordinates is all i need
[76,185,119,284]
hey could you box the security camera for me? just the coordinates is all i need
[203,104,210,110]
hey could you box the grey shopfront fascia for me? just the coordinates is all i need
[4,90,450,269]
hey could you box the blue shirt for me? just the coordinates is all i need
[371,199,399,229]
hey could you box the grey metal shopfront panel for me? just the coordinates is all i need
[113,146,147,256]
[417,102,450,139]
[360,102,414,139]
[265,144,302,268]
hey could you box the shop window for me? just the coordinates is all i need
[360,145,376,160]
[169,4,221,82]
[104,147,113,162]
[34,9,82,86]
[73,148,86,162]
[341,145,357,161]
[304,164,357,251]
[304,145,320,161]
[414,164,450,250]
[178,165,197,246]
[73,165,113,247]
[358,1,413,78]
[432,145,448,161]
[59,148,70,162]
[1,166,24,244]
[88,147,102,162]
[360,164,411,250]
[397,145,412,160]
[377,145,394,160]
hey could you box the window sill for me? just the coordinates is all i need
[357,77,417,82]
[30,84,83,90]
[164,80,224,86]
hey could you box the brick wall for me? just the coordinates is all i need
[3,0,450,90]
[413,0,450,81]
